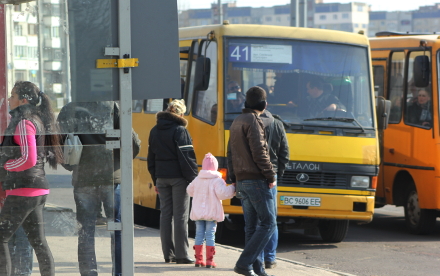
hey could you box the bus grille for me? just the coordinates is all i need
[279,171,347,188]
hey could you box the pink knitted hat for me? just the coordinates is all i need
[202,152,218,171]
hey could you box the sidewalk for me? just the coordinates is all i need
[40,206,354,276]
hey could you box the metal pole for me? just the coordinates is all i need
[37,1,44,90]
[63,0,71,103]
[118,0,134,275]
[302,0,307,28]
[218,0,222,23]
[290,0,299,27]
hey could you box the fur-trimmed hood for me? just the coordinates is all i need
[156,111,188,129]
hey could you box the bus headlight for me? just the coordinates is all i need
[350,176,370,188]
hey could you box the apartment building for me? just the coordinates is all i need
[368,11,412,37]
[179,1,365,33]
[314,2,369,33]
[7,0,69,109]
[412,3,440,33]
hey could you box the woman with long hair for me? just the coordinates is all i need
[0,81,63,276]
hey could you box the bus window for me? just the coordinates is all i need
[185,41,199,115]
[132,100,143,113]
[388,52,405,123]
[405,52,432,128]
[224,38,373,130]
[193,41,217,124]
[144,99,166,113]
[373,65,384,98]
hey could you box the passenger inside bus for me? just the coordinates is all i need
[226,80,245,113]
[297,77,346,118]
[406,88,432,127]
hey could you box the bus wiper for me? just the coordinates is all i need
[304,117,365,132]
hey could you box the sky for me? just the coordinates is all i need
[178,0,439,12]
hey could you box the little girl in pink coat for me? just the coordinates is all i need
[186,152,235,268]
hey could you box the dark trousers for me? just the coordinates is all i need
[0,195,54,276]
[156,178,190,259]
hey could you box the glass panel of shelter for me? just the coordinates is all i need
[1,2,117,275]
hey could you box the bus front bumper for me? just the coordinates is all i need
[223,191,375,222]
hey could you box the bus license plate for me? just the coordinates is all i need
[280,196,321,207]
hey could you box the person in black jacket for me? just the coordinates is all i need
[259,109,289,269]
[57,101,140,276]
[147,99,197,264]
[406,89,432,127]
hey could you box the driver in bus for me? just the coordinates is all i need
[226,80,245,113]
[299,77,346,118]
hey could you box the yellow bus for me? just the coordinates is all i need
[370,32,439,234]
[133,23,382,242]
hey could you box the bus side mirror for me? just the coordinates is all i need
[414,55,430,87]
[194,56,211,91]
[376,97,391,130]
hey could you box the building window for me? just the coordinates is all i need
[14,46,27,58]
[381,21,385,26]
[276,16,281,22]
[14,5,21,12]
[265,16,272,22]
[28,47,38,59]
[354,23,359,28]
[357,5,363,12]
[319,15,326,20]
[51,4,61,16]
[29,71,38,83]
[52,27,60,38]
[362,24,367,28]
[28,24,38,36]
[53,49,63,60]
[333,14,338,19]
[15,71,26,81]
[14,23,23,36]
[342,13,349,19]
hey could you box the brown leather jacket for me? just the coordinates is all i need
[227,108,275,183]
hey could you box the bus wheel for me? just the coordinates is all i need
[404,189,436,235]
[318,219,349,243]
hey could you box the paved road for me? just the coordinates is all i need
[220,206,440,276]
[45,167,440,276]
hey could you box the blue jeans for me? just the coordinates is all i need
[236,179,276,274]
[8,226,33,276]
[260,182,278,263]
[194,220,217,246]
[74,184,121,276]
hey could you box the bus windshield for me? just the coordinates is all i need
[224,38,374,130]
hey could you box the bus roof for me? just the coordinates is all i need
[179,24,369,46]
[370,33,440,48]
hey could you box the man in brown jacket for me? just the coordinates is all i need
[227,86,276,276]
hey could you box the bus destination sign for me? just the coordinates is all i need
[228,43,292,64]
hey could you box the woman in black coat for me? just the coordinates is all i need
[147,99,198,264]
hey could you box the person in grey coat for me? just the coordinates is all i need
[57,101,140,276]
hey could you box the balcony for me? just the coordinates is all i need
[45,38,61,48]
[44,61,62,71]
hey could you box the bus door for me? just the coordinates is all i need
[184,39,220,164]
[372,59,387,205]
